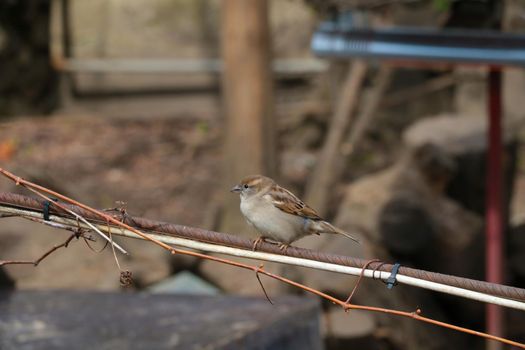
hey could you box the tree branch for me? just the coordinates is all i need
[0,230,80,267]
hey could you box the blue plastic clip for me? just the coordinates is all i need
[386,263,401,289]
[42,198,58,221]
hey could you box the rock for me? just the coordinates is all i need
[199,256,293,296]
[338,146,483,276]
[325,308,375,337]
[504,67,525,121]
[326,112,525,349]
[321,307,376,345]
[336,166,399,245]
[147,270,220,295]
[403,113,518,155]
[453,68,487,118]
[404,113,519,216]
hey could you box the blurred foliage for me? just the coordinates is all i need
[196,121,210,134]
[433,0,452,12]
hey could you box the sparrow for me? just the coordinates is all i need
[231,175,359,251]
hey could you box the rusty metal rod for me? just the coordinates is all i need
[3,204,524,311]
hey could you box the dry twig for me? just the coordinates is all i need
[345,258,382,305]
[255,263,273,305]
[305,60,368,215]
[0,230,82,267]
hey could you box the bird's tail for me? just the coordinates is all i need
[316,221,360,243]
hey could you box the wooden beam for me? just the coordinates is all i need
[220,0,275,234]
[304,61,367,216]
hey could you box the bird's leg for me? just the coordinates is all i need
[252,236,267,251]
[278,243,290,253]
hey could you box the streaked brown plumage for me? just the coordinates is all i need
[231,175,359,250]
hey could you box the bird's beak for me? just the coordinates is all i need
[230,184,242,193]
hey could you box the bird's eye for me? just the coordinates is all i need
[243,184,249,189]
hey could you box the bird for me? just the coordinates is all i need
[230,174,359,251]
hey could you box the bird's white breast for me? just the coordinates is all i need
[240,195,306,244]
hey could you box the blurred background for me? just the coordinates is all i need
[0,0,524,349]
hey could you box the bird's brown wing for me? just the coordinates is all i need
[266,184,323,221]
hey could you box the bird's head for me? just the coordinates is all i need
[230,174,273,199]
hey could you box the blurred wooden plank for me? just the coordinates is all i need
[220,0,276,235]
[305,60,367,216]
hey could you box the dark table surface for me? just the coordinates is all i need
[0,290,322,350]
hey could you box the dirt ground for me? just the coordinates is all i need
[0,114,222,221]
[0,111,224,289]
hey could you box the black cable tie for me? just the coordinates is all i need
[372,262,386,281]
[386,263,401,290]
[42,198,58,221]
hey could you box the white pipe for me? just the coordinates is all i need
[115,229,525,311]
[3,206,525,311]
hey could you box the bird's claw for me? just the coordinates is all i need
[252,237,265,251]
[278,243,290,252]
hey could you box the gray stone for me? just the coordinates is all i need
[200,256,293,296]
[147,270,220,295]
[403,113,521,155]
[321,307,375,339]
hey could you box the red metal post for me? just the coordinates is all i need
[486,68,503,350]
